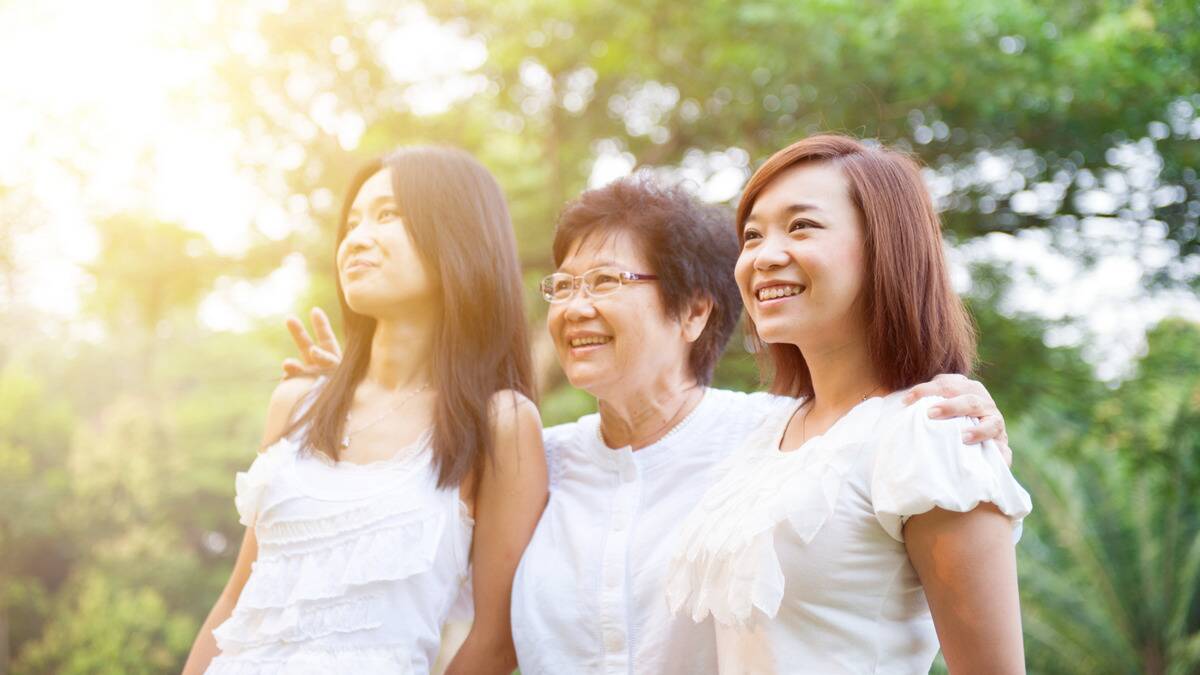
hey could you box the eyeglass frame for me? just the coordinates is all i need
[539,266,659,303]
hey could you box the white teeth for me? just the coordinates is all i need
[570,336,612,347]
[757,285,804,301]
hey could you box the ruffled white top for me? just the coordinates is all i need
[666,393,1032,674]
[206,430,474,675]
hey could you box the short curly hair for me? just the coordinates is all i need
[552,175,742,386]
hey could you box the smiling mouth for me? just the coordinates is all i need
[756,285,805,301]
[569,336,612,348]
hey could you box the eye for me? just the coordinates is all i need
[379,207,398,221]
[589,270,622,292]
[789,219,816,232]
[742,228,762,242]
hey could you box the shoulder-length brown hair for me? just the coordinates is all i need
[736,134,975,397]
[288,146,535,488]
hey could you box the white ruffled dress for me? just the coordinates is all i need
[666,393,1032,674]
[206,431,473,674]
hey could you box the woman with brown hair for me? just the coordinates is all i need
[182,147,547,674]
[668,134,1031,673]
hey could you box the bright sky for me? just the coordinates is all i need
[1,0,1195,380]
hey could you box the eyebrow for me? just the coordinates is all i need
[745,202,822,224]
[348,195,397,215]
[556,259,620,273]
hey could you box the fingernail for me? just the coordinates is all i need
[927,406,943,417]
[961,431,975,443]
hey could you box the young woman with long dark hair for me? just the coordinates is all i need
[182,146,547,674]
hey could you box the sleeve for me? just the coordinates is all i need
[233,440,292,527]
[540,420,579,491]
[871,396,1032,543]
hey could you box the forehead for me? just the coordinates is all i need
[749,161,852,220]
[350,169,394,210]
[558,227,651,273]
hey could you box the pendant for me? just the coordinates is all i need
[340,433,351,450]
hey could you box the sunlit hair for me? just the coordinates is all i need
[736,134,976,397]
[287,146,535,488]
[552,175,741,386]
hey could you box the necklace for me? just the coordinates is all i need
[598,387,705,448]
[340,383,430,450]
[798,384,883,447]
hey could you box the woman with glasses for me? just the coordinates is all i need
[281,175,1012,674]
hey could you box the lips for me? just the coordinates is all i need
[344,259,378,274]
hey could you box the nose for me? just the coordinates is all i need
[752,235,790,271]
[561,286,597,321]
[341,220,376,255]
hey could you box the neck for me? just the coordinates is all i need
[597,364,702,450]
[800,329,883,414]
[364,309,437,392]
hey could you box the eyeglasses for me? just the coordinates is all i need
[539,266,659,303]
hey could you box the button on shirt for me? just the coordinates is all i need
[511,388,793,675]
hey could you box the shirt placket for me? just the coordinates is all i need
[599,449,639,674]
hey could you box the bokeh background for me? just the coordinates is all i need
[2,0,1199,673]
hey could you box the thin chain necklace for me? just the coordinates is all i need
[599,387,705,448]
[798,384,883,447]
[340,383,430,450]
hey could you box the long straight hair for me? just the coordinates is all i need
[735,134,976,397]
[287,146,535,488]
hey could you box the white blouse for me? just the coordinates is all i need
[511,388,794,675]
[667,393,1032,675]
[206,430,474,675]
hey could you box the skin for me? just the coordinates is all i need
[183,169,547,674]
[548,230,713,449]
[738,160,1025,674]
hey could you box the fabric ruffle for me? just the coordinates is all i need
[870,396,1032,542]
[214,500,447,651]
[206,645,414,675]
[234,440,294,528]
[665,403,864,627]
[240,512,445,609]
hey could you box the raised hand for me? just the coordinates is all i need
[903,373,1012,466]
[281,307,343,379]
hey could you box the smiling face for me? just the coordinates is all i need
[335,168,438,319]
[547,229,694,401]
[735,161,868,347]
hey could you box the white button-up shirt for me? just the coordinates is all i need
[511,388,792,675]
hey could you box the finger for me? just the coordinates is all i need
[961,415,1004,444]
[929,393,987,419]
[998,439,1013,468]
[286,315,318,360]
[310,346,340,370]
[932,373,974,398]
[903,382,944,404]
[282,358,307,379]
[311,307,341,357]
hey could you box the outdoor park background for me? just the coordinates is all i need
[1,0,1199,673]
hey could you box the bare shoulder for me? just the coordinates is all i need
[261,376,319,449]
[488,389,539,422]
[487,389,544,458]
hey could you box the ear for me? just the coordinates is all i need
[680,293,714,343]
